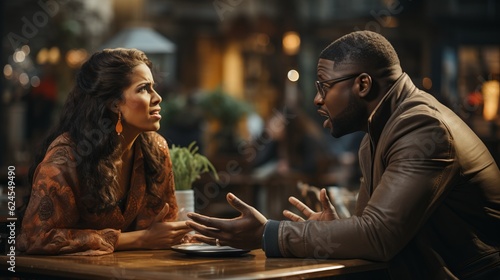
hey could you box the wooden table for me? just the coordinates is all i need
[1,249,390,279]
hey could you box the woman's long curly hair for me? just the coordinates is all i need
[28,48,166,212]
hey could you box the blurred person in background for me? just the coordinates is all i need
[18,48,191,255]
[252,107,328,177]
[186,31,500,280]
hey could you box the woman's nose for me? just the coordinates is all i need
[152,89,162,104]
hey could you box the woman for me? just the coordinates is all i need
[18,48,191,255]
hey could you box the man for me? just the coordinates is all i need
[186,31,500,279]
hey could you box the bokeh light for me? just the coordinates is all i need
[287,69,299,82]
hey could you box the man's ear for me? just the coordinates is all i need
[357,73,372,98]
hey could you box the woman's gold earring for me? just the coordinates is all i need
[115,111,123,135]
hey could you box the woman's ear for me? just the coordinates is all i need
[107,99,121,114]
[357,73,372,98]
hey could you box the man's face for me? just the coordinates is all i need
[315,59,367,138]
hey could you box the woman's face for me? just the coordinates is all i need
[118,63,162,135]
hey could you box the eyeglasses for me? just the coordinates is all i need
[315,73,361,100]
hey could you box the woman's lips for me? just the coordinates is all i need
[150,109,161,120]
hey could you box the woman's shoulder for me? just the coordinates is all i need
[42,133,79,166]
[144,132,169,150]
[47,132,75,150]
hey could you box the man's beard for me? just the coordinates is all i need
[330,94,367,138]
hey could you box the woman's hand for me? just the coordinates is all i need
[185,193,267,250]
[141,203,192,249]
[283,188,340,221]
[116,203,191,250]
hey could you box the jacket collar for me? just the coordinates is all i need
[367,72,417,145]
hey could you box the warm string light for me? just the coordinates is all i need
[5,45,88,89]
[482,80,500,121]
[287,69,299,82]
[66,49,88,68]
[283,31,300,55]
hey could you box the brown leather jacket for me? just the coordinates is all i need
[262,73,500,279]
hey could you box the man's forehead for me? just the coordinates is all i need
[317,58,335,69]
[317,59,336,78]
[317,59,362,77]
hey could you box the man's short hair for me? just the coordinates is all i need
[319,31,400,70]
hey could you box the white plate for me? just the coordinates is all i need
[171,243,250,257]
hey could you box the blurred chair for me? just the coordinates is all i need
[296,181,357,219]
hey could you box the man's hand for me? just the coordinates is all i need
[185,193,268,250]
[283,188,340,221]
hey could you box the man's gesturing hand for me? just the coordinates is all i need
[185,193,268,250]
[283,188,340,221]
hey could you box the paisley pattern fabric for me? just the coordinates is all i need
[18,132,178,255]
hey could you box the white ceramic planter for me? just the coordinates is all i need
[175,189,194,221]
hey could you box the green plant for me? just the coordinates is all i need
[161,95,186,126]
[198,87,253,127]
[170,142,219,190]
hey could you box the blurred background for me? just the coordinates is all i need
[1,0,499,219]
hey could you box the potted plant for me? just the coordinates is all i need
[198,87,253,155]
[170,141,219,220]
[198,87,253,128]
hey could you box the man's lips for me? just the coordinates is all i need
[317,109,329,118]
[317,109,331,129]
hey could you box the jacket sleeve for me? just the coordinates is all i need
[18,146,120,255]
[273,113,459,261]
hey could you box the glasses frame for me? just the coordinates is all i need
[315,73,361,100]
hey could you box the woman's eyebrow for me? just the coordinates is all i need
[136,81,154,88]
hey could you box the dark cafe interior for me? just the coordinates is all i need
[0,0,499,279]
